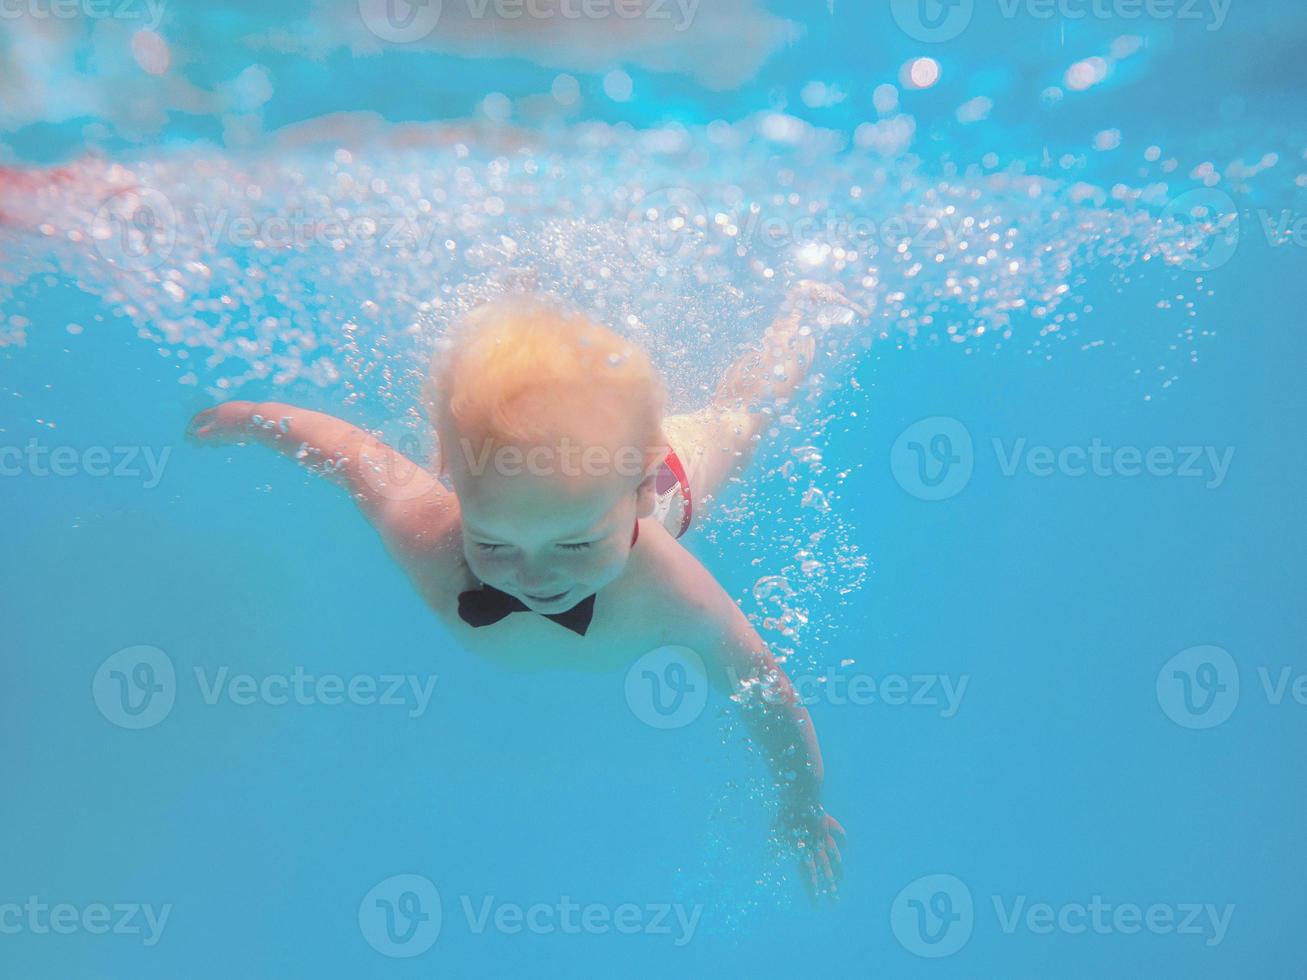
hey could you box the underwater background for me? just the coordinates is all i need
[2,0,1306,976]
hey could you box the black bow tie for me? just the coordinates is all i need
[457,585,596,636]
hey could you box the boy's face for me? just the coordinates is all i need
[448,429,660,612]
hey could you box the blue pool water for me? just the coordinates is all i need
[3,2,1306,977]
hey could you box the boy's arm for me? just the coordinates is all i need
[186,400,450,526]
[678,584,846,903]
[714,280,867,410]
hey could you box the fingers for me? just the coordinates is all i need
[186,401,256,444]
[794,816,846,906]
[798,843,840,905]
[826,814,847,844]
[800,851,819,907]
[185,407,220,443]
[825,830,844,873]
[784,280,870,322]
[816,847,839,902]
[824,815,846,887]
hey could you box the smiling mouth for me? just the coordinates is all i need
[522,588,571,604]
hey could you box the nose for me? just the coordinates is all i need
[512,554,566,594]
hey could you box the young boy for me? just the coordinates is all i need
[187,286,855,901]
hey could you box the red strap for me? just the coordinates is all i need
[663,449,694,539]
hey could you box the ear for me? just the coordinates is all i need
[431,421,451,477]
[635,470,658,519]
[634,437,670,519]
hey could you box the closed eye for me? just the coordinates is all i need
[559,542,593,552]
[475,542,507,552]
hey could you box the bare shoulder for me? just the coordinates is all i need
[372,488,469,596]
[622,521,752,649]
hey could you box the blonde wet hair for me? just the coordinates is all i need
[426,297,666,472]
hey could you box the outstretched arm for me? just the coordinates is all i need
[662,281,867,522]
[715,280,867,410]
[187,400,448,524]
[685,597,846,904]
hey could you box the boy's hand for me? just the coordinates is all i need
[782,279,869,325]
[186,402,260,444]
[778,803,847,905]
